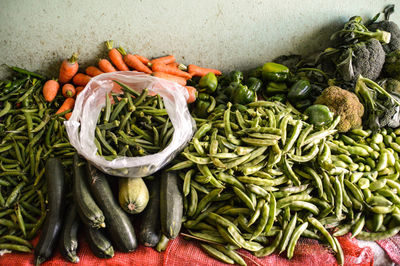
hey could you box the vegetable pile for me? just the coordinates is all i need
[1,4,400,266]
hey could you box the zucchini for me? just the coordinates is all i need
[86,226,114,258]
[34,158,65,265]
[119,177,149,214]
[139,177,161,247]
[73,154,105,228]
[59,202,80,263]
[87,163,137,252]
[160,171,183,239]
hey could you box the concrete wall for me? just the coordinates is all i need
[0,0,398,78]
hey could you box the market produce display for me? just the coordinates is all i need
[1,4,400,266]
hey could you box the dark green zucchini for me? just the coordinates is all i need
[139,177,161,247]
[73,154,105,228]
[87,163,137,252]
[59,202,80,263]
[86,226,114,258]
[160,171,183,239]
[34,158,65,265]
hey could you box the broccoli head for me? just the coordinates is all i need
[314,86,364,132]
[381,78,400,93]
[338,39,385,82]
[383,49,400,79]
[369,20,400,53]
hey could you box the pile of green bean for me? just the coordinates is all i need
[0,69,74,253]
[168,100,400,265]
[94,81,174,160]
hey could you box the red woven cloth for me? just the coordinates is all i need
[377,234,400,265]
[0,233,377,266]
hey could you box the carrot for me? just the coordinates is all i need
[58,53,79,84]
[75,86,85,97]
[98,58,117,73]
[149,55,175,66]
[86,66,104,77]
[62,83,76,98]
[134,54,150,65]
[42,79,60,102]
[151,72,187,86]
[167,62,179,68]
[105,40,129,71]
[72,73,91,86]
[185,86,197,104]
[188,64,222,77]
[151,62,192,80]
[56,98,75,114]
[65,112,72,120]
[117,47,152,74]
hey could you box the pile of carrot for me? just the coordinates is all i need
[42,40,222,119]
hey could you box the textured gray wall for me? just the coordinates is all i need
[0,0,398,78]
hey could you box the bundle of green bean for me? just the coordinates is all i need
[94,81,174,160]
[0,69,74,253]
[167,100,371,265]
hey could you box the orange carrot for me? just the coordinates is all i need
[188,64,222,77]
[185,86,197,104]
[105,40,129,71]
[86,66,104,77]
[134,54,150,65]
[167,62,179,68]
[75,86,85,97]
[72,73,91,86]
[59,53,79,84]
[98,58,117,73]
[151,62,192,80]
[117,47,152,74]
[65,112,72,120]
[56,98,75,114]
[62,83,76,98]
[42,79,60,102]
[152,72,187,86]
[149,55,175,66]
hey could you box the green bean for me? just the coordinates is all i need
[241,137,277,147]
[264,193,276,235]
[232,187,255,211]
[356,226,400,241]
[227,225,263,252]
[213,245,246,266]
[5,181,25,208]
[287,221,308,259]
[308,217,337,252]
[282,157,301,186]
[187,186,198,217]
[207,212,240,232]
[254,230,283,257]
[248,199,265,227]
[333,177,343,219]
[251,201,269,240]
[0,243,32,253]
[278,212,297,253]
[182,152,211,165]
[216,172,245,191]
[200,243,235,264]
[351,215,365,238]
[195,188,223,217]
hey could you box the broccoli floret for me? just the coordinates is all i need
[314,86,364,132]
[337,39,385,82]
[368,4,400,54]
[331,15,391,44]
[381,78,400,93]
[383,49,400,79]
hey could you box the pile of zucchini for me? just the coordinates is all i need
[34,152,184,264]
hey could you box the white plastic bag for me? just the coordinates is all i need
[65,71,196,178]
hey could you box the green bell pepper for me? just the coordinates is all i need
[287,79,312,102]
[232,84,256,104]
[230,71,244,83]
[194,93,212,118]
[304,104,334,126]
[262,62,289,82]
[265,82,288,95]
[199,72,218,94]
[246,77,262,92]
[293,99,312,111]
[247,66,263,79]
